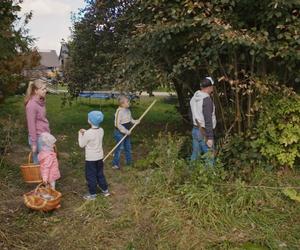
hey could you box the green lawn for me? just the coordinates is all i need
[0,94,181,150]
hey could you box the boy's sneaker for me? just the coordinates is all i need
[112,165,120,170]
[83,194,97,200]
[102,190,111,197]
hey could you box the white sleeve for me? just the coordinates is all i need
[78,131,89,148]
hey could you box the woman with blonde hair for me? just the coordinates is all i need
[24,79,51,163]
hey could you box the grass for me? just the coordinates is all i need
[0,94,300,249]
[129,136,300,249]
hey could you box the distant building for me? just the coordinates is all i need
[39,50,60,71]
[23,50,60,79]
[59,40,69,69]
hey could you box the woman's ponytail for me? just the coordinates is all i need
[24,79,46,105]
[24,81,35,105]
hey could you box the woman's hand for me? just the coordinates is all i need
[32,145,37,153]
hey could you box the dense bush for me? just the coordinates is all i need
[253,93,300,168]
[220,88,300,170]
[219,134,266,179]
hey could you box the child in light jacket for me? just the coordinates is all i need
[38,132,60,189]
[112,95,139,170]
[78,111,110,200]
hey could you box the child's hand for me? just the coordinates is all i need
[79,129,86,135]
[135,119,141,125]
[125,130,131,136]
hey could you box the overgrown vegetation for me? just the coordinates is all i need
[253,90,300,168]
[220,84,300,172]
[132,134,300,249]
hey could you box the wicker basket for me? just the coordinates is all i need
[20,152,42,183]
[23,183,62,212]
[20,146,58,184]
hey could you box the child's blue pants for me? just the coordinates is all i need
[112,129,132,167]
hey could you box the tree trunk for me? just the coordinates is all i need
[173,79,190,122]
[214,88,227,132]
[163,55,190,122]
[234,51,242,134]
[247,54,255,129]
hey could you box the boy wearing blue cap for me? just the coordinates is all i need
[78,111,110,200]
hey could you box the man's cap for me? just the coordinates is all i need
[200,77,215,88]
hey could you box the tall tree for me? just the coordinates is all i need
[0,0,40,103]
[65,0,133,95]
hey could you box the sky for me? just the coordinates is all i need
[20,0,86,55]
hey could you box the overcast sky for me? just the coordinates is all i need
[20,0,86,54]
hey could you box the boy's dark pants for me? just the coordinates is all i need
[85,159,108,195]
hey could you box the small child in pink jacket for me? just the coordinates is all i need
[38,132,60,189]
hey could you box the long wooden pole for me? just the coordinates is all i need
[103,99,157,162]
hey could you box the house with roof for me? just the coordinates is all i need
[39,50,60,71]
[23,50,60,79]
